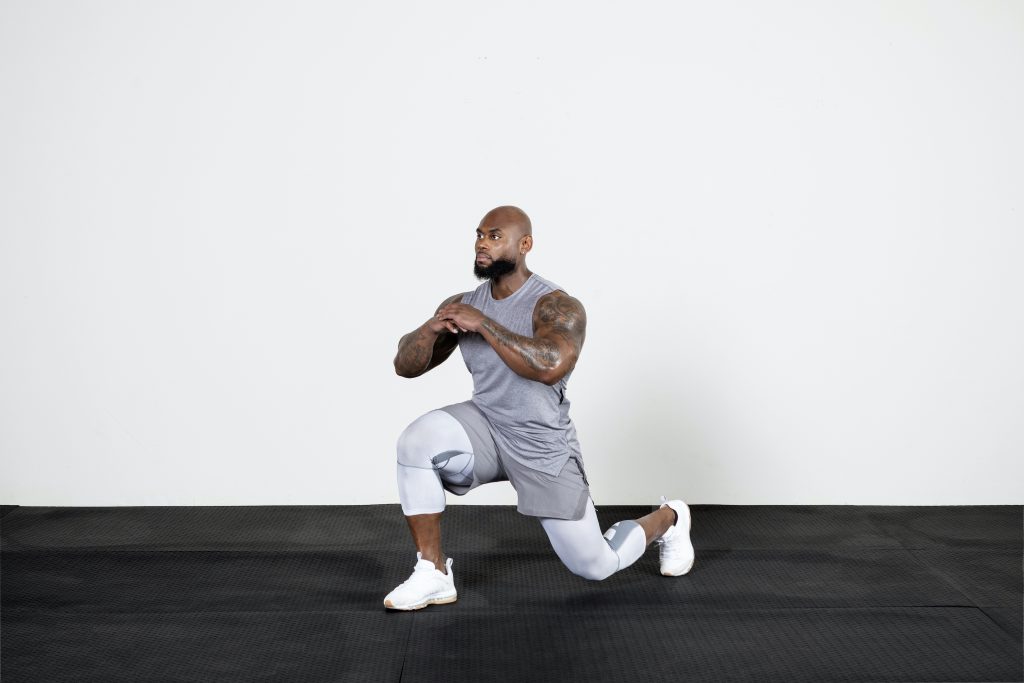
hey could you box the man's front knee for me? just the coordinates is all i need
[396,413,444,466]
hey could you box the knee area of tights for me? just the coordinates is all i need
[396,413,454,466]
[603,520,644,551]
[569,562,615,582]
[559,550,616,581]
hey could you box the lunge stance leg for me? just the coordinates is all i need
[395,409,476,571]
[386,410,478,610]
[540,499,649,580]
[540,498,693,580]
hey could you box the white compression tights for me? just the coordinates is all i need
[396,410,477,516]
[396,410,648,581]
[539,500,648,581]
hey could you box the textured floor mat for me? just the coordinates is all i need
[402,608,1021,683]
[1,609,409,683]
[2,504,1021,682]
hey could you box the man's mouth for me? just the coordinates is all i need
[475,254,491,262]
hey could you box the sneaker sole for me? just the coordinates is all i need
[384,593,457,611]
[661,554,695,576]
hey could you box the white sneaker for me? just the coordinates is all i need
[656,497,695,576]
[383,552,457,610]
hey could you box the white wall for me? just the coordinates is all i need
[2,1,1022,506]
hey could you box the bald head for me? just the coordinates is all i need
[479,205,532,237]
[473,205,534,283]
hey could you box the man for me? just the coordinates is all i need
[385,205,694,610]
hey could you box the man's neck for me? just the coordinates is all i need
[489,268,533,300]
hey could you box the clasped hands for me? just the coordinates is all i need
[431,303,486,335]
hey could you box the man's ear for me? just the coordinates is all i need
[519,234,533,255]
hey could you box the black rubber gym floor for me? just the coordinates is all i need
[1,504,1021,682]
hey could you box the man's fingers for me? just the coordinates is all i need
[438,309,461,323]
[437,304,476,333]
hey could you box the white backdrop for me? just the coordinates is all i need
[2,1,1022,506]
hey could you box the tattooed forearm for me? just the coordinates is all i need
[475,291,586,384]
[394,326,456,377]
[480,318,562,373]
[394,293,464,378]
[395,330,432,376]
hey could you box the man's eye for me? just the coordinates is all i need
[491,235,500,240]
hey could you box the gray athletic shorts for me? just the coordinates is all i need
[438,400,591,521]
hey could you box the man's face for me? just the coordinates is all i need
[473,224,519,280]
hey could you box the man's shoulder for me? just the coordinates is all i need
[531,276,582,308]
[533,288,586,329]
[530,273,563,294]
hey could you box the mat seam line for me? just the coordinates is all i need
[901,544,1024,648]
[861,508,1021,645]
[397,611,413,682]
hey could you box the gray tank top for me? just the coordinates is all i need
[458,274,576,475]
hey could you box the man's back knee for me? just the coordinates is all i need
[562,553,616,581]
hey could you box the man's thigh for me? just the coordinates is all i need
[437,401,507,494]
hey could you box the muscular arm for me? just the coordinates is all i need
[477,291,586,386]
[393,293,464,378]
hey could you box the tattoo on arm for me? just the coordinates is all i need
[396,333,436,376]
[425,330,458,371]
[478,291,586,382]
[480,318,562,373]
[394,293,463,377]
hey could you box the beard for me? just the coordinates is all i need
[474,257,517,280]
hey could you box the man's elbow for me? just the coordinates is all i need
[532,370,554,385]
[394,359,420,379]
[537,360,574,385]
